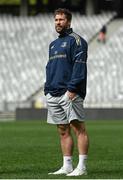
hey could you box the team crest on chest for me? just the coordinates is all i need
[61,42,67,48]
[51,45,54,49]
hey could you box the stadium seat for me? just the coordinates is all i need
[0,12,118,111]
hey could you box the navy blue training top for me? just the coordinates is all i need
[44,28,88,100]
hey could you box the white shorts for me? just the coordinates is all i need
[46,93,85,124]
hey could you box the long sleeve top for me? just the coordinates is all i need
[44,28,88,100]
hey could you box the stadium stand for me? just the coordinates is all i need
[0,12,118,112]
[72,12,116,41]
[85,24,123,107]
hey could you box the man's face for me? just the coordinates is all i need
[55,13,70,34]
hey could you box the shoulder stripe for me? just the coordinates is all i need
[69,32,81,46]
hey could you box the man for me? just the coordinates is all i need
[44,8,89,176]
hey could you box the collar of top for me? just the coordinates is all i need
[59,28,73,38]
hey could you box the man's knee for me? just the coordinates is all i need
[57,124,71,138]
[70,120,87,136]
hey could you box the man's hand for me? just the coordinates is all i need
[66,91,76,100]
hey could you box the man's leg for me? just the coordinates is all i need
[49,124,73,175]
[70,120,89,155]
[57,124,73,171]
[57,124,74,156]
[67,120,89,176]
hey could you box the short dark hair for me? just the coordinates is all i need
[54,8,72,22]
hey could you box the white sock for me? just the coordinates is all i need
[63,156,73,170]
[77,155,87,170]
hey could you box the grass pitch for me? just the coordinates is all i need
[0,120,123,179]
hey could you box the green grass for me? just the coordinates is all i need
[0,120,123,179]
[0,0,36,5]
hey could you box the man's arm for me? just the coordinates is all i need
[67,38,88,99]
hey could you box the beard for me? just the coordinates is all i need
[55,25,68,34]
